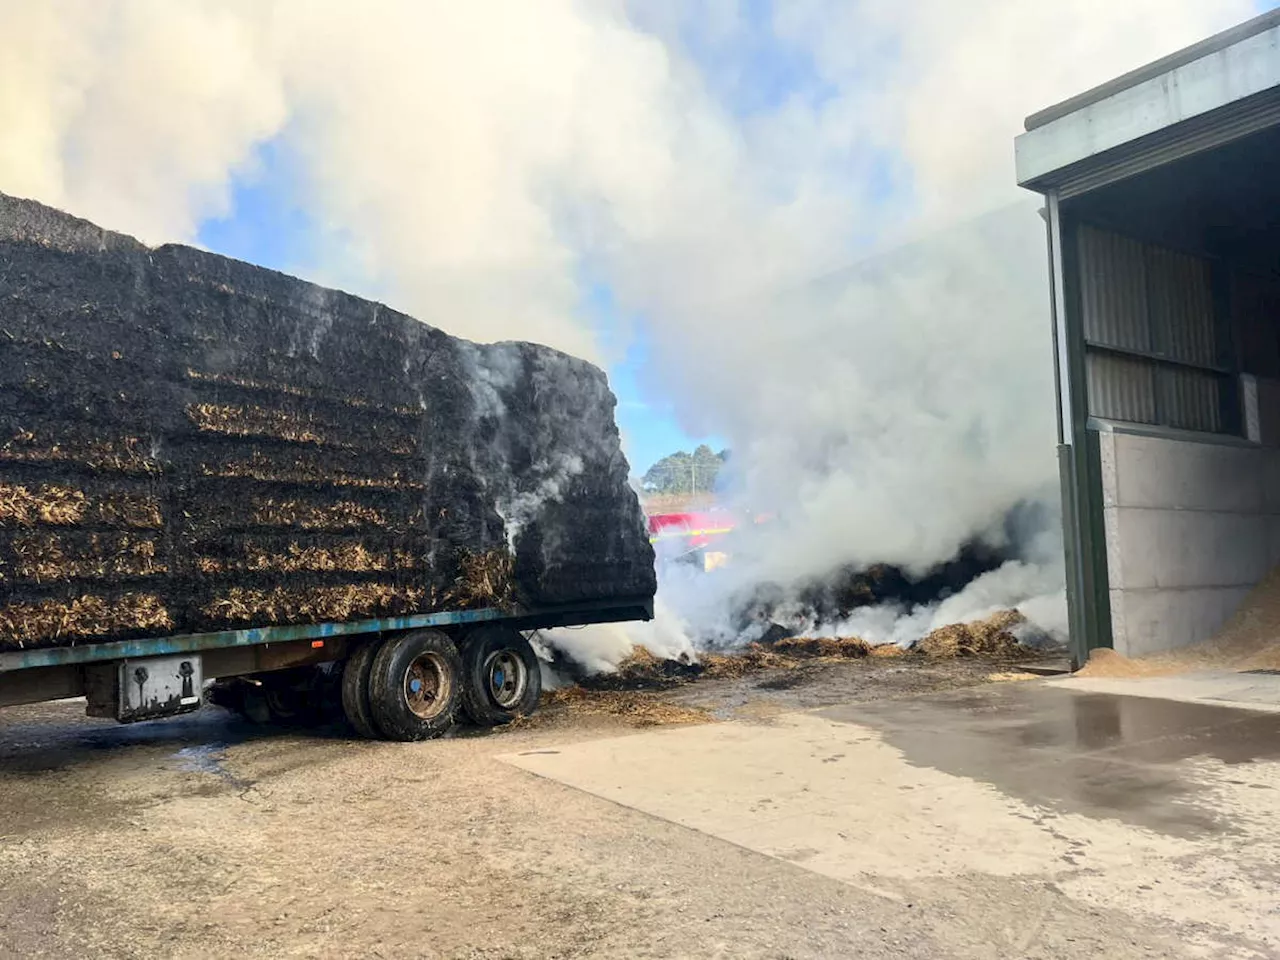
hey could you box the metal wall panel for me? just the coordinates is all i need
[1233,270,1280,378]
[1078,225,1149,352]
[1157,366,1222,432]
[1086,352,1156,423]
[1146,245,1217,367]
[1078,223,1230,433]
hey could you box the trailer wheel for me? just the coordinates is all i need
[367,630,462,742]
[341,641,383,740]
[460,625,542,726]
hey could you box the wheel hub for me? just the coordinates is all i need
[403,653,450,720]
[485,650,526,709]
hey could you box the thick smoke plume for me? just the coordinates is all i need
[0,0,1255,663]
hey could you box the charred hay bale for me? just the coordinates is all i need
[0,481,162,530]
[0,422,162,476]
[0,592,173,648]
[197,581,427,630]
[0,192,653,650]
[0,530,166,584]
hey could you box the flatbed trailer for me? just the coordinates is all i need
[0,595,652,740]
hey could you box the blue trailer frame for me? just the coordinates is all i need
[0,595,653,673]
[0,596,654,720]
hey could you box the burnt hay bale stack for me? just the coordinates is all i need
[0,193,654,651]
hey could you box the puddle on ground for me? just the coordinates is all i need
[818,685,1280,838]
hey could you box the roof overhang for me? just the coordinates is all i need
[1015,11,1280,196]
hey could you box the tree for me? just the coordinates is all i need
[642,445,727,495]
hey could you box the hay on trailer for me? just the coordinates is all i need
[0,431,160,474]
[187,402,332,447]
[445,550,515,609]
[0,192,656,648]
[202,582,427,626]
[202,454,421,490]
[0,593,172,646]
[7,532,164,582]
[186,368,420,416]
[0,482,87,526]
[249,497,387,531]
[216,542,418,575]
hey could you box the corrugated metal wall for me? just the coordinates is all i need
[1077,224,1227,433]
[1079,227,1149,353]
[1233,270,1280,378]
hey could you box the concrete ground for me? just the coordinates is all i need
[1,660,1278,959]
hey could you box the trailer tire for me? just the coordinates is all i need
[368,630,462,742]
[460,625,542,726]
[341,641,383,739]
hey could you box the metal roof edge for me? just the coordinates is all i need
[1024,8,1280,132]
[1015,28,1280,192]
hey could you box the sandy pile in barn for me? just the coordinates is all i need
[1078,564,1280,679]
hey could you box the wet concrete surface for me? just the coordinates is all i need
[507,677,1280,955]
[818,682,1280,837]
[5,669,1280,957]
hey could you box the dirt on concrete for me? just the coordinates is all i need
[0,653,1221,960]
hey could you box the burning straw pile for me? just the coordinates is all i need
[0,192,655,650]
[575,609,1036,691]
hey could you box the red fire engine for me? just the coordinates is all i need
[646,508,771,571]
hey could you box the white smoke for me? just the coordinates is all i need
[802,563,1068,648]
[540,595,697,675]
[496,453,585,552]
[0,0,1255,668]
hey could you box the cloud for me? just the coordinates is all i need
[0,0,1254,611]
[0,0,285,241]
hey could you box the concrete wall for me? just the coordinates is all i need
[1099,429,1280,657]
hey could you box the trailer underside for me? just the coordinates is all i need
[0,597,654,738]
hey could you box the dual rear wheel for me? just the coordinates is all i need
[341,625,540,741]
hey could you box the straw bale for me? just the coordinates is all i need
[0,593,171,646]
[187,402,331,446]
[912,609,1029,658]
[0,431,160,474]
[0,191,655,648]
[250,498,386,531]
[6,532,164,581]
[202,453,420,490]
[0,482,86,526]
[202,582,426,626]
[445,550,515,609]
[772,636,871,659]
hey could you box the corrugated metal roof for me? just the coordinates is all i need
[1025,8,1280,132]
